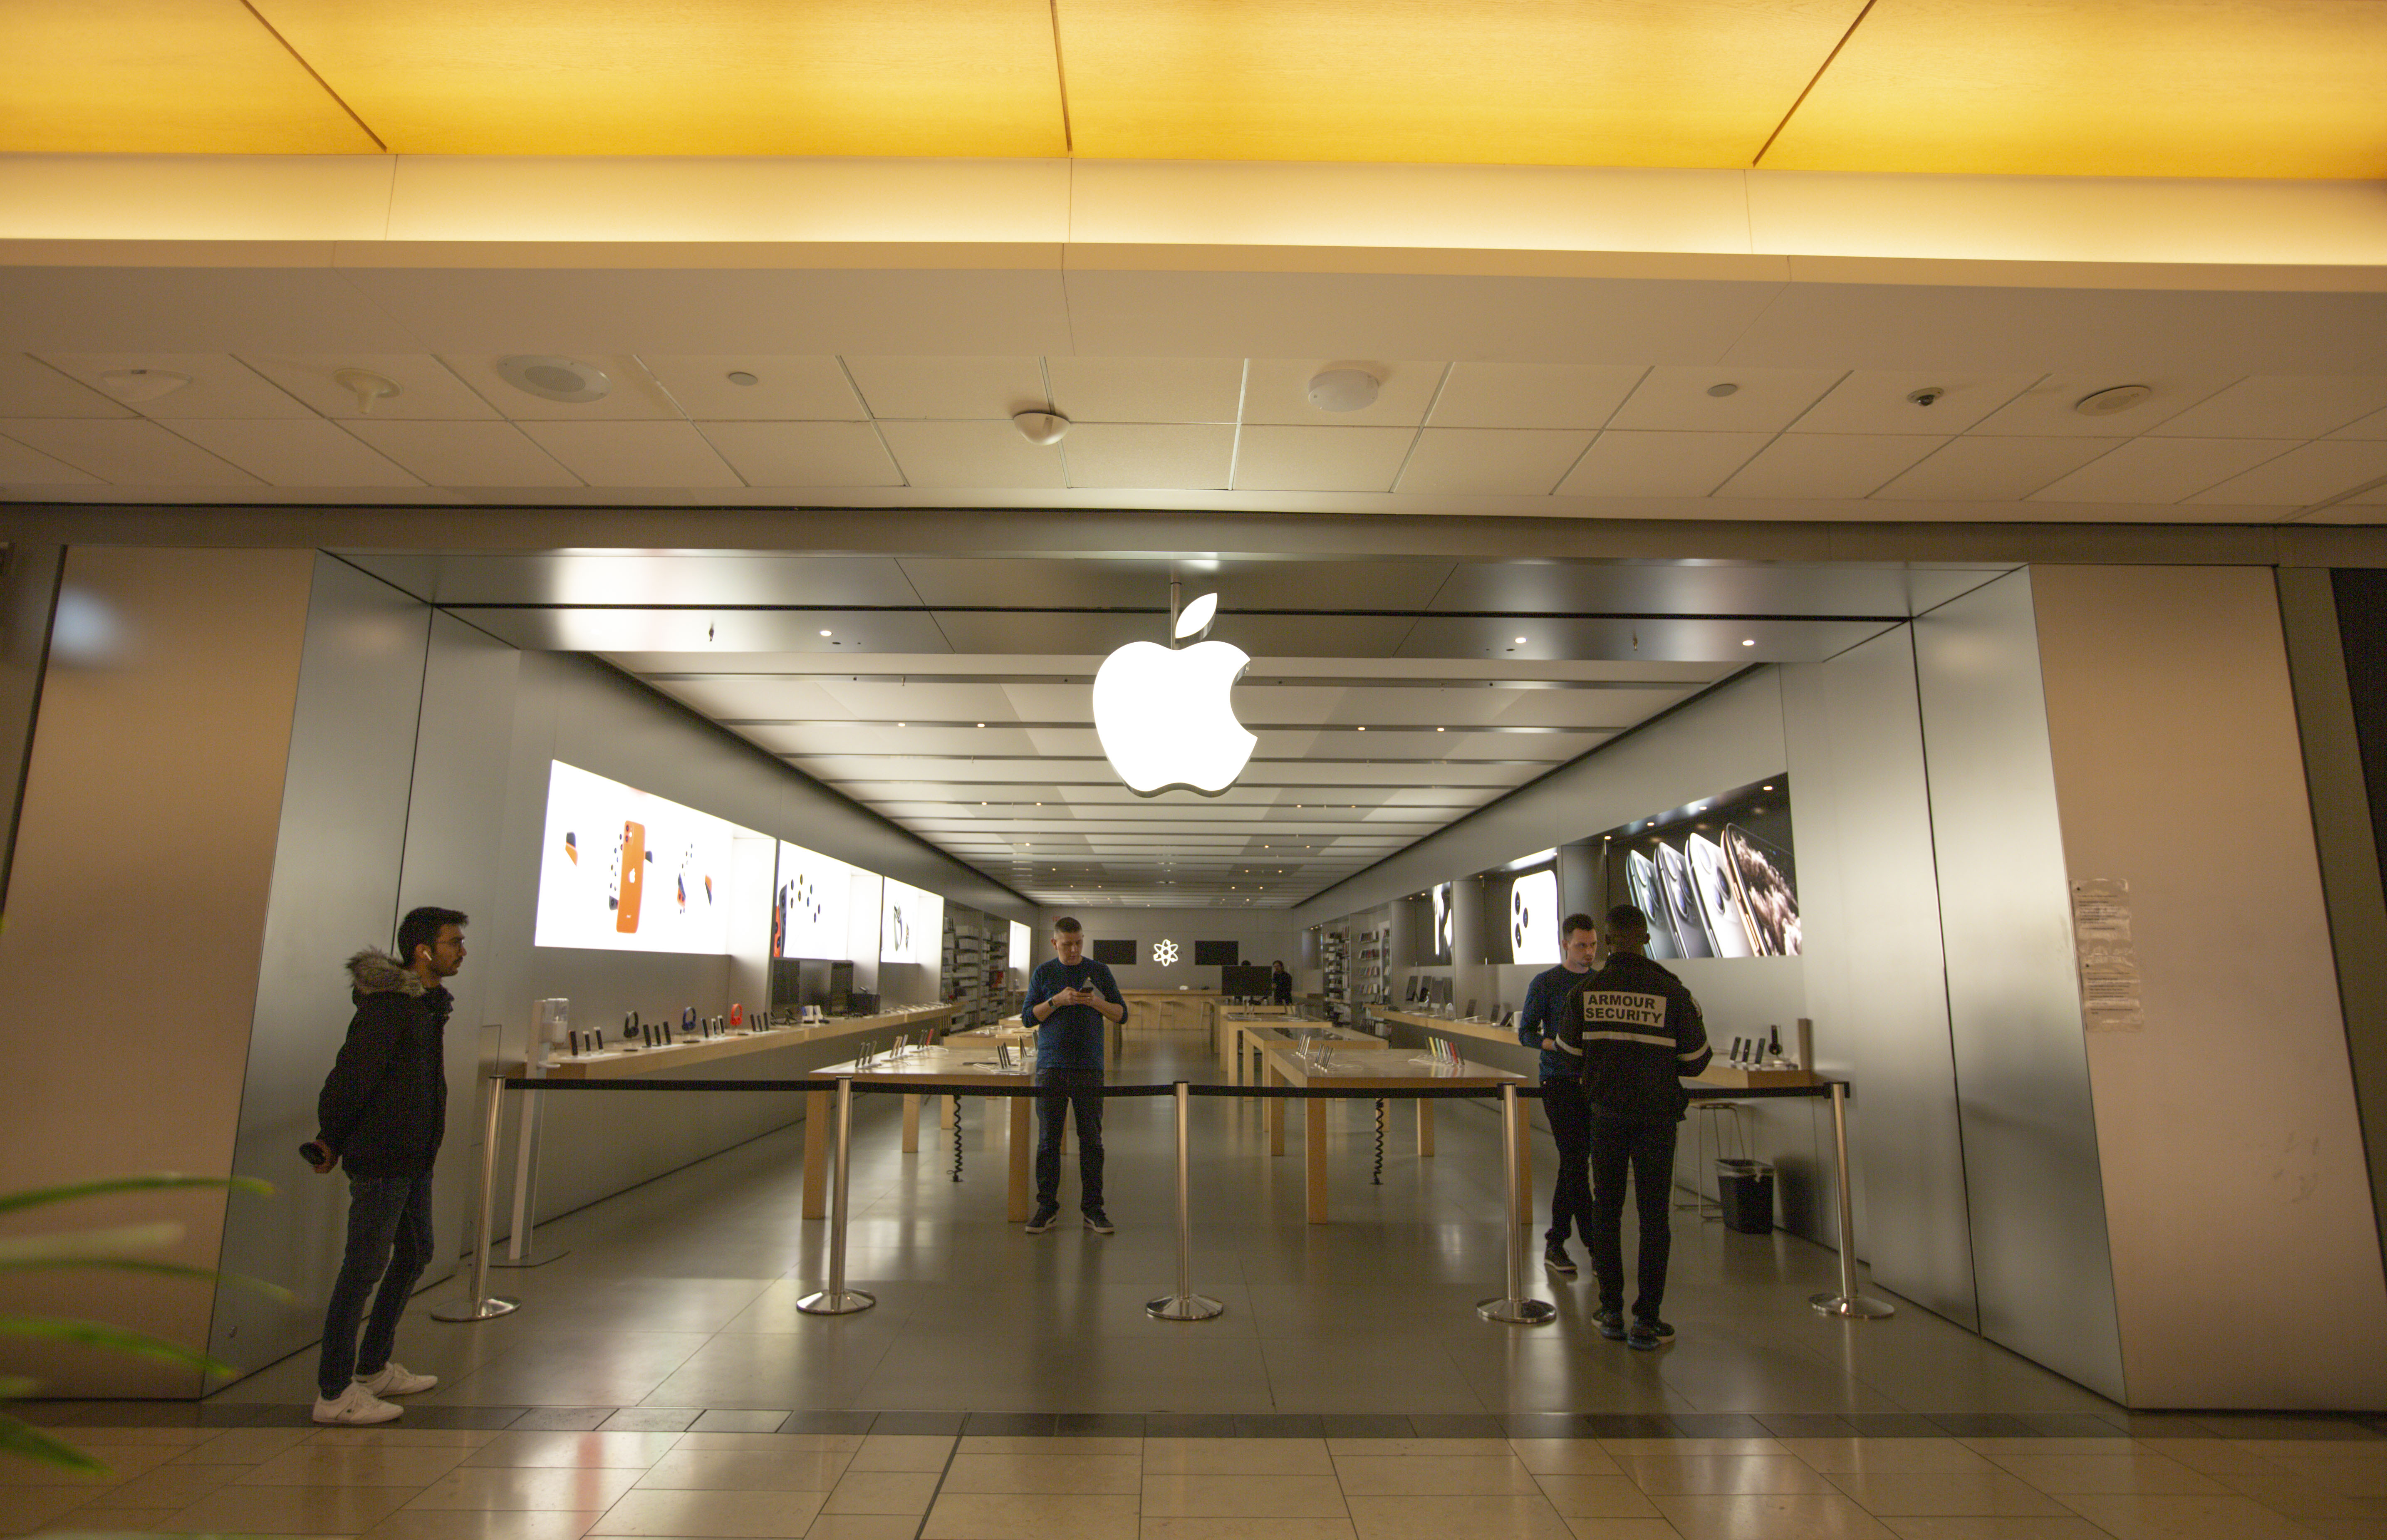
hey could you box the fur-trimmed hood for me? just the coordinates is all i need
[347,948,426,998]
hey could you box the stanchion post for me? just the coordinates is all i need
[1148,1081,1224,1322]
[432,1074,521,1322]
[1477,1084,1555,1325]
[800,1077,877,1315]
[1810,1081,1895,1320]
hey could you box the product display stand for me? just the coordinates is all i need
[1146,1081,1226,1322]
[798,1078,877,1316]
[1476,1082,1556,1325]
[1810,1080,1896,1319]
[493,1062,566,1268]
[431,1073,521,1322]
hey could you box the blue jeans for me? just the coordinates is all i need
[1540,1079,1592,1248]
[317,1173,434,1399]
[1033,1068,1105,1211]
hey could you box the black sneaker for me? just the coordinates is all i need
[1082,1208,1115,1235]
[1543,1245,1578,1276]
[1627,1318,1674,1351]
[1592,1307,1627,1341]
[1026,1204,1060,1234]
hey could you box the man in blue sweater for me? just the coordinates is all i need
[1517,911,1601,1277]
[1021,916,1128,1234]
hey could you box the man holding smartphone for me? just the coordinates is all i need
[1021,916,1128,1234]
[305,906,467,1424]
[1517,912,1602,1277]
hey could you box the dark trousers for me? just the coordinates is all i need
[1034,1067,1105,1211]
[1587,1113,1679,1322]
[316,1172,435,1398]
[1540,1079,1592,1248]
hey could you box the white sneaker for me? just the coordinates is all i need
[313,1383,402,1425]
[355,1362,438,1396]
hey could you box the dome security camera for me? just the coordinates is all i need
[1906,387,1945,407]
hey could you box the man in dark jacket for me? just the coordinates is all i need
[307,906,466,1424]
[1517,912,1601,1277]
[1577,903,1710,1351]
[1021,917,1127,1235]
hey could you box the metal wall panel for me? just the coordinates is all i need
[1912,569,2126,1401]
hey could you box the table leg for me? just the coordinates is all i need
[1269,1062,1287,1156]
[940,1094,956,1131]
[1417,1099,1436,1158]
[1512,1102,1534,1228]
[803,1086,831,1219]
[1305,1092,1329,1224]
[1006,1095,1031,1222]
[901,1092,920,1153]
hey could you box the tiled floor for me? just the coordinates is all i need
[14,1037,2386,1536]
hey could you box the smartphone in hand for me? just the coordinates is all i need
[299,1141,336,1173]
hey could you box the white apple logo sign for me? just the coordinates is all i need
[1092,594,1257,796]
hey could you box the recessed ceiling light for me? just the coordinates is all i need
[1436,726,1445,732]
[2074,384,2153,416]
[1514,636,1528,645]
[1307,368,1380,412]
[819,629,832,637]
[1742,638,1756,646]
[497,355,610,403]
[96,368,191,403]
[1706,382,1740,398]
[726,370,759,386]
[1013,409,1070,445]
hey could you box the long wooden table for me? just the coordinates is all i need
[1226,1019,1385,1084]
[806,1043,1038,1221]
[1259,1043,1531,1226]
[1375,1008,1519,1048]
[539,1002,964,1080]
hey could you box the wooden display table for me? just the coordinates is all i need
[1224,1019,1384,1083]
[1259,1043,1531,1225]
[1376,1008,1518,1049]
[805,1042,1038,1221]
[1122,989,1217,1035]
[539,1002,963,1080]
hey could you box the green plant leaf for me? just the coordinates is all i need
[0,1223,186,1264]
[0,1317,235,1377]
[0,1258,297,1304]
[0,1413,112,1477]
[0,1374,40,1399]
[0,1175,271,1216]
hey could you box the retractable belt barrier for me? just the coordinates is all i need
[441,1073,1883,1327]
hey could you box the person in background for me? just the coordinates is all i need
[1517,912,1601,1276]
[1271,959,1293,1006]
[305,906,467,1424]
[1021,917,1127,1234]
[1578,902,1710,1350]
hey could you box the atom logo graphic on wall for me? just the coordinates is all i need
[1152,939,1180,967]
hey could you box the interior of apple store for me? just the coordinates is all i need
[8,17,2387,1527]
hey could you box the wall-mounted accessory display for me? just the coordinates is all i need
[535,761,740,953]
[1597,777,1799,959]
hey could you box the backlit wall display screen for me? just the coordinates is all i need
[534,761,739,953]
[1010,920,1032,975]
[773,841,856,961]
[880,878,942,966]
[1598,777,1800,960]
[1486,866,1562,966]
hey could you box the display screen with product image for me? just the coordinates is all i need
[1597,777,1800,960]
[772,839,856,960]
[880,877,942,966]
[534,760,740,953]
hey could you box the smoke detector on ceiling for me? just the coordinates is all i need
[1307,369,1379,412]
[1013,409,1070,445]
[97,368,191,404]
[497,355,611,403]
[2074,384,2152,417]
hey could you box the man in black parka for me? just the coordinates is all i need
[307,906,466,1424]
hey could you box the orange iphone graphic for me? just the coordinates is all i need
[614,820,647,933]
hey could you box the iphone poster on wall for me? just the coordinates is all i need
[881,877,943,967]
[1599,777,1800,960]
[772,841,856,961]
[534,761,739,953]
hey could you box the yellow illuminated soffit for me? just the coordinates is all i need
[250,0,1068,156]
[0,0,379,154]
[1056,0,1868,166]
[1763,0,2387,179]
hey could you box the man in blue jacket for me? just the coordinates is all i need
[1578,903,1711,1351]
[1021,916,1128,1234]
[1517,911,1601,1277]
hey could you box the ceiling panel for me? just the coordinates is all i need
[1424,561,2001,618]
[1045,357,1245,424]
[0,418,257,485]
[1062,423,1234,490]
[1608,367,1846,433]
[1426,363,1647,431]
[1715,433,1946,500]
[250,0,1067,156]
[1556,430,1770,497]
[1763,0,2387,179]
[340,420,579,487]
[1239,359,1447,428]
[844,356,1048,420]
[479,608,952,653]
[1394,428,1590,496]
[2030,437,2297,504]
[365,555,921,607]
[40,353,312,420]
[1397,614,1883,663]
[1,0,380,154]
[2333,409,2387,442]
[239,354,502,421]
[437,354,679,421]
[1968,374,2236,438]
[696,421,902,488]
[516,420,743,488]
[0,354,130,418]
[1231,425,1414,493]
[638,356,867,421]
[2147,376,2387,441]
[1871,435,2127,503]
[166,419,422,488]
[876,419,1065,488]
[0,434,103,485]
[2186,441,2387,508]
[1786,371,2038,435]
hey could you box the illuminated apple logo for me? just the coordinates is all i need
[1091,592,1257,796]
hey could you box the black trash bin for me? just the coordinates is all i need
[1715,1158,1775,1234]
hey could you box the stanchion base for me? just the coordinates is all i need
[1146,1294,1227,1322]
[1476,1297,1558,1325]
[430,1296,520,1322]
[491,1248,569,1269]
[1810,1292,1896,1319]
[797,1289,878,1316]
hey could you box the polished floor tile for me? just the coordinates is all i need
[1653,1492,1897,1539]
[1822,1471,2073,1517]
[1138,1474,1349,1518]
[634,1449,854,1491]
[406,1465,646,1510]
[361,1510,605,1540]
[161,1480,419,1533]
[946,1452,1143,1494]
[819,1471,942,1513]
[922,1491,1142,1540]
[587,1485,827,1536]
[1342,1492,1573,1539]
